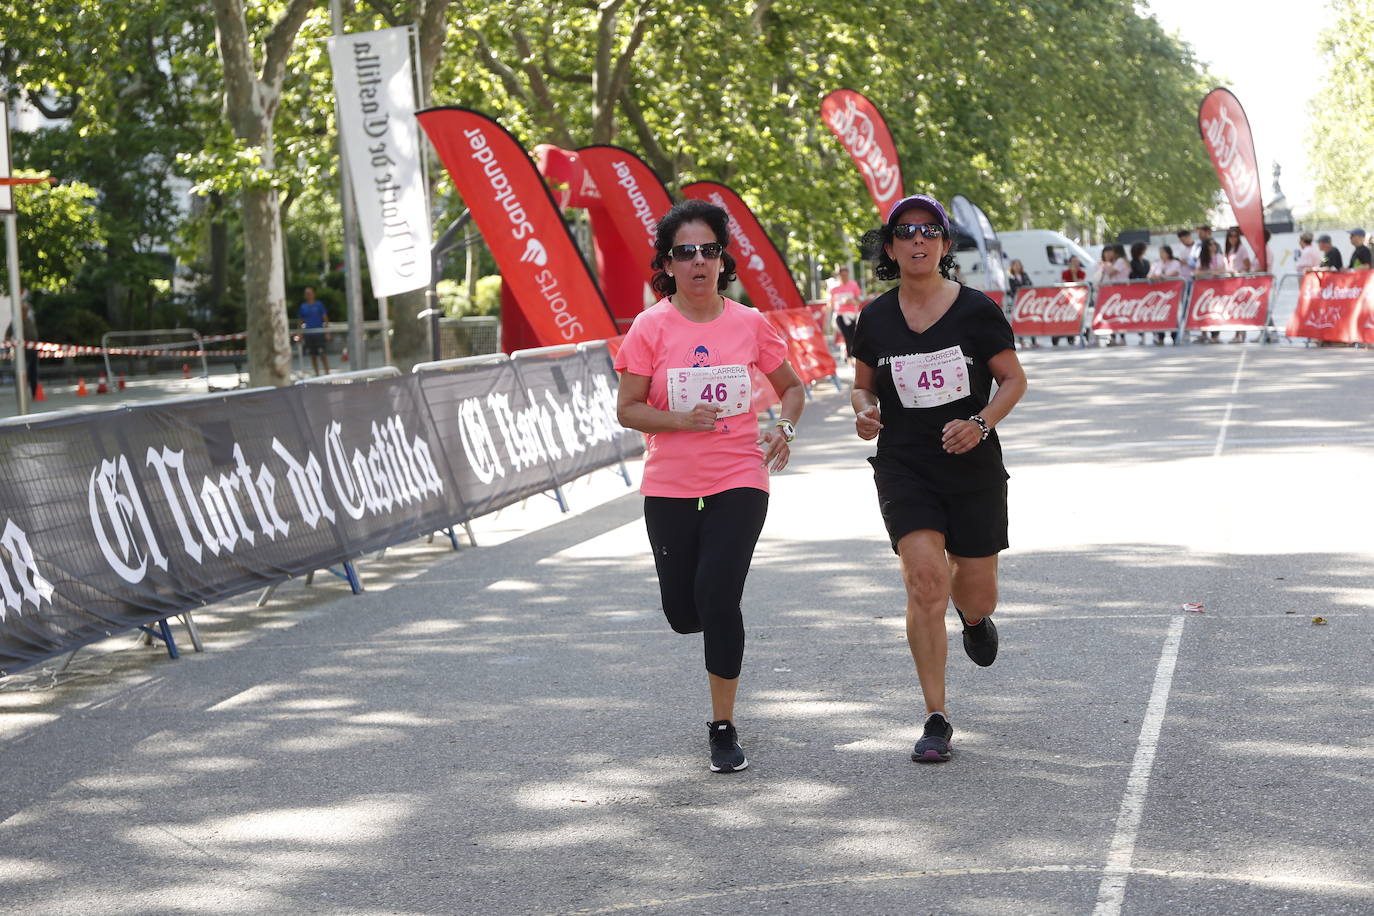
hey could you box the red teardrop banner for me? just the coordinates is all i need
[416,107,618,346]
[1198,88,1267,272]
[680,180,805,312]
[820,89,905,218]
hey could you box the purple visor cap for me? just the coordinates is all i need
[886,194,951,237]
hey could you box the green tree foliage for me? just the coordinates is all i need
[1307,0,1374,224]
[0,171,101,291]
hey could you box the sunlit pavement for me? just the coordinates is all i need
[1,342,1372,915]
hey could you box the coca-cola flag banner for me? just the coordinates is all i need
[1198,88,1267,272]
[1010,284,1090,338]
[681,181,805,312]
[1092,280,1186,335]
[765,307,837,385]
[576,145,673,288]
[417,107,618,346]
[329,28,433,298]
[0,348,640,675]
[1286,270,1374,343]
[820,89,904,217]
[1185,275,1273,332]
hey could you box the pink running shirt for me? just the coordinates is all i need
[614,298,787,498]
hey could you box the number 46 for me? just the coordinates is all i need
[699,382,729,402]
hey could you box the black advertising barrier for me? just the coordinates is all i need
[0,346,641,675]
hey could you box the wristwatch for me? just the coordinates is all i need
[774,418,796,442]
[968,415,990,441]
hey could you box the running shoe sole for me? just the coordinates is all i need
[911,744,951,763]
[710,757,749,773]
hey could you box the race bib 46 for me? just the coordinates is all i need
[666,364,752,418]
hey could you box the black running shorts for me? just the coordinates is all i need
[870,456,1008,558]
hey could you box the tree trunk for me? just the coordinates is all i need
[243,187,292,387]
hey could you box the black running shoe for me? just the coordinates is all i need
[708,720,748,773]
[911,713,953,762]
[956,607,998,667]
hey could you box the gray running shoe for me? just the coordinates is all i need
[956,607,998,667]
[912,712,953,762]
[708,720,748,773]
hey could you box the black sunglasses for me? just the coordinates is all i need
[669,243,724,261]
[892,222,945,240]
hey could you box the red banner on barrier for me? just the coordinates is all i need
[1092,280,1185,334]
[766,307,837,385]
[1286,270,1374,342]
[1186,275,1273,330]
[820,89,904,217]
[985,290,1005,308]
[1010,285,1089,337]
[1199,89,1267,272]
[417,108,618,346]
[681,181,805,312]
[576,145,673,286]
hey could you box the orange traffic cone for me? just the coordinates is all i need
[117,374,126,391]
[76,378,87,397]
[182,363,191,379]
[33,382,45,402]
[96,374,108,394]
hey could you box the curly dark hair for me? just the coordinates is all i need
[650,199,739,298]
[860,225,957,281]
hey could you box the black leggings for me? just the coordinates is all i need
[643,487,769,679]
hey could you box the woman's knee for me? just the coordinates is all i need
[661,597,703,634]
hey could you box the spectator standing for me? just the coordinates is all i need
[1317,234,1344,270]
[298,287,330,376]
[1128,241,1152,345]
[1296,232,1323,272]
[1055,255,1087,347]
[1095,245,1130,345]
[1148,245,1182,344]
[1007,259,1036,348]
[1195,239,1225,342]
[1221,229,1253,341]
[1349,229,1371,270]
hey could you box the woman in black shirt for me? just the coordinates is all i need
[851,194,1028,763]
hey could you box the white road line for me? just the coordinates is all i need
[1212,349,1248,457]
[1093,615,1187,915]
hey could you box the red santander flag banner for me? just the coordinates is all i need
[1092,280,1185,334]
[1010,285,1090,337]
[1286,271,1374,342]
[1198,88,1267,272]
[575,145,673,288]
[765,307,837,385]
[681,181,806,312]
[1186,275,1273,331]
[820,89,904,217]
[417,107,617,346]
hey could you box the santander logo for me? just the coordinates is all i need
[1014,288,1087,323]
[824,96,901,208]
[1202,102,1259,209]
[1097,289,1178,323]
[1191,284,1264,322]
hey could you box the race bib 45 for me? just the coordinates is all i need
[891,345,969,408]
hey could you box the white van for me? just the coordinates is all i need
[995,230,1098,288]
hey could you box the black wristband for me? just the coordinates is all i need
[969,415,990,441]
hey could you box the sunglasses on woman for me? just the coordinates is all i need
[669,243,725,261]
[892,222,945,240]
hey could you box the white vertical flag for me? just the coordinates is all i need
[1,105,14,214]
[328,27,432,298]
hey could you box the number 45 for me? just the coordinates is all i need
[916,369,944,390]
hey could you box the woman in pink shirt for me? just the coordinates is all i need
[615,199,805,774]
[1148,245,1183,345]
[1222,228,1253,341]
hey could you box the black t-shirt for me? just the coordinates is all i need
[852,285,1015,493]
[1351,245,1372,268]
[1129,258,1150,279]
[1322,247,1344,269]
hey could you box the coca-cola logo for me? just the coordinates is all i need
[824,96,901,207]
[1097,289,1179,323]
[1201,100,1259,209]
[1191,283,1265,321]
[1013,288,1087,323]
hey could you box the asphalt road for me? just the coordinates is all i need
[1,340,1371,915]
